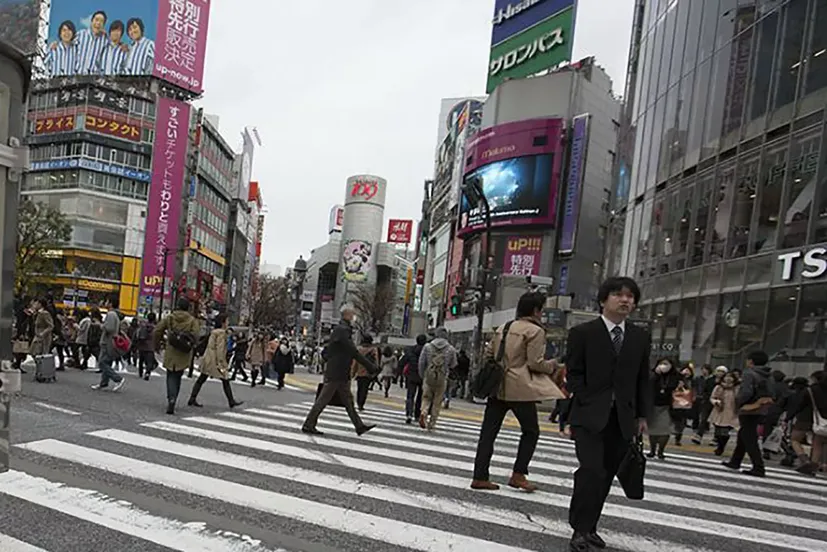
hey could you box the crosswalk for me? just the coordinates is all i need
[1,398,825,551]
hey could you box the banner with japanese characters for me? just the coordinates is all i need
[140,96,190,303]
[503,236,542,277]
[387,219,413,244]
[81,112,142,141]
[44,0,211,94]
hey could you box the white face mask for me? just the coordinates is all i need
[655,363,671,374]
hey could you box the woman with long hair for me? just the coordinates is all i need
[187,314,243,409]
[647,357,680,459]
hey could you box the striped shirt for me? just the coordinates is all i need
[75,29,108,75]
[98,42,127,75]
[123,38,155,76]
[45,42,78,77]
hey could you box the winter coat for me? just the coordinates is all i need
[247,338,268,367]
[273,346,295,375]
[735,365,772,414]
[323,319,376,382]
[379,355,396,378]
[30,309,54,355]
[76,317,90,345]
[352,346,378,379]
[708,383,739,428]
[651,370,680,408]
[153,309,200,372]
[400,344,425,384]
[200,328,229,379]
[418,338,458,381]
[455,351,471,380]
[137,321,156,353]
[485,318,564,403]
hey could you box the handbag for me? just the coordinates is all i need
[471,321,513,399]
[671,388,694,410]
[616,435,647,500]
[809,388,827,437]
[316,382,346,408]
[12,340,29,355]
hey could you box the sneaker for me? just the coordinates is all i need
[91,384,105,390]
[112,379,125,392]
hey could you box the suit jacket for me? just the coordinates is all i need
[323,320,377,382]
[566,317,652,440]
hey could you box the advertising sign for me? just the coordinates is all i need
[0,0,40,55]
[491,0,575,46]
[342,240,373,282]
[34,115,76,135]
[486,6,574,93]
[558,114,589,254]
[345,174,387,208]
[387,219,413,244]
[236,127,255,201]
[139,96,190,301]
[328,204,344,234]
[82,113,142,141]
[29,158,151,182]
[45,0,210,93]
[459,118,564,235]
[504,236,542,276]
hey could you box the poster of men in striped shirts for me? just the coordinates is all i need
[45,1,159,78]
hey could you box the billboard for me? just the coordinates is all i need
[139,96,191,302]
[387,219,413,244]
[345,174,387,208]
[34,115,76,135]
[328,204,344,234]
[504,236,542,276]
[45,0,210,93]
[558,114,589,254]
[342,240,373,282]
[0,0,40,56]
[491,0,575,45]
[459,118,564,235]
[81,112,142,141]
[486,6,574,93]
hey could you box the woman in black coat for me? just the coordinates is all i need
[272,342,295,390]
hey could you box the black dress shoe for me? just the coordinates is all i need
[586,532,606,549]
[721,461,739,470]
[569,532,593,551]
[741,468,766,478]
[301,427,323,435]
[356,424,376,436]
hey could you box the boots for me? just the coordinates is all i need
[250,369,259,388]
[714,435,730,456]
[188,376,206,407]
[222,379,243,408]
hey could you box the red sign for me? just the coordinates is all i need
[35,115,75,134]
[84,114,141,142]
[503,236,542,276]
[351,178,379,200]
[387,219,413,244]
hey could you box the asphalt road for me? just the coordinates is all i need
[1,365,825,552]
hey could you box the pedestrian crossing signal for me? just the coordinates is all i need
[450,294,461,316]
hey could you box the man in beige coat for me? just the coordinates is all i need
[471,291,562,493]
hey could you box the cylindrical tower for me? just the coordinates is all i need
[335,174,387,314]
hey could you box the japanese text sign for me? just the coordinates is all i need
[387,219,413,244]
[154,0,212,94]
[83,113,141,142]
[504,236,542,277]
[34,115,75,134]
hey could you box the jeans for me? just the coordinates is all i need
[166,370,184,404]
[98,350,123,386]
[729,414,765,472]
[473,397,539,480]
[405,381,423,420]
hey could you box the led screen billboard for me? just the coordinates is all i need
[0,0,40,55]
[459,118,563,235]
[486,6,573,93]
[46,0,210,93]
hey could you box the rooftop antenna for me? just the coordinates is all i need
[251,127,262,146]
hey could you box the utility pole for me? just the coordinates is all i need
[462,176,491,374]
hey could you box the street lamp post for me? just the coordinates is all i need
[158,243,197,317]
[462,176,491,375]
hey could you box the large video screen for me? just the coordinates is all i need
[460,154,557,231]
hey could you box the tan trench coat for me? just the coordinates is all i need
[200,328,229,379]
[30,309,54,356]
[487,318,564,402]
[247,337,268,367]
[709,384,740,428]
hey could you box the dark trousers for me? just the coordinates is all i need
[138,350,156,378]
[303,380,365,430]
[166,370,184,404]
[190,373,237,406]
[729,415,765,471]
[473,398,539,481]
[405,381,423,419]
[356,376,371,409]
[569,407,627,533]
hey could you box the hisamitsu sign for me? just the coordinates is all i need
[487,7,574,93]
[491,0,575,46]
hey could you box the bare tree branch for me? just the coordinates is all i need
[252,274,294,330]
[350,283,396,336]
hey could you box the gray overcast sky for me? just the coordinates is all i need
[198,0,635,270]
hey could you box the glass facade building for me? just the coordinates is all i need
[612,0,827,375]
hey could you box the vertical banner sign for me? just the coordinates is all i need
[504,236,543,276]
[387,219,413,244]
[155,0,212,94]
[558,114,590,254]
[140,96,191,301]
[558,264,569,295]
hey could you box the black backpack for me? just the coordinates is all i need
[167,329,195,354]
[472,321,513,399]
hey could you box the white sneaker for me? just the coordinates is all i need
[91,384,103,390]
[112,380,125,392]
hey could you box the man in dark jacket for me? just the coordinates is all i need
[723,350,772,477]
[400,334,427,424]
[302,304,378,436]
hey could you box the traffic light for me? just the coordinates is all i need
[450,294,462,316]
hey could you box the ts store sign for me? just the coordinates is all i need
[387,219,413,244]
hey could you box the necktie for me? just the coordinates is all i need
[611,326,623,354]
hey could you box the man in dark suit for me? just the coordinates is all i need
[302,303,378,436]
[566,276,652,551]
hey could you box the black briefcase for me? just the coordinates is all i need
[316,382,346,407]
[617,436,646,500]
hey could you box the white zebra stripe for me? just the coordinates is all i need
[0,533,49,552]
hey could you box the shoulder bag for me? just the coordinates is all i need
[471,321,513,400]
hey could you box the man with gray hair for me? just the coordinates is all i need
[417,327,457,430]
[302,303,378,436]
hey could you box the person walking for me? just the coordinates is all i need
[401,334,427,424]
[379,346,396,398]
[566,277,652,552]
[353,335,378,411]
[647,357,680,459]
[272,338,295,390]
[471,292,562,492]
[418,327,457,430]
[722,350,773,477]
[301,304,378,436]
[709,371,739,456]
[153,297,200,415]
[136,312,157,380]
[247,329,268,388]
[91,300,125,392]
[188,314,243,409]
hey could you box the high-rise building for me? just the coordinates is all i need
[610,0,827,374]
